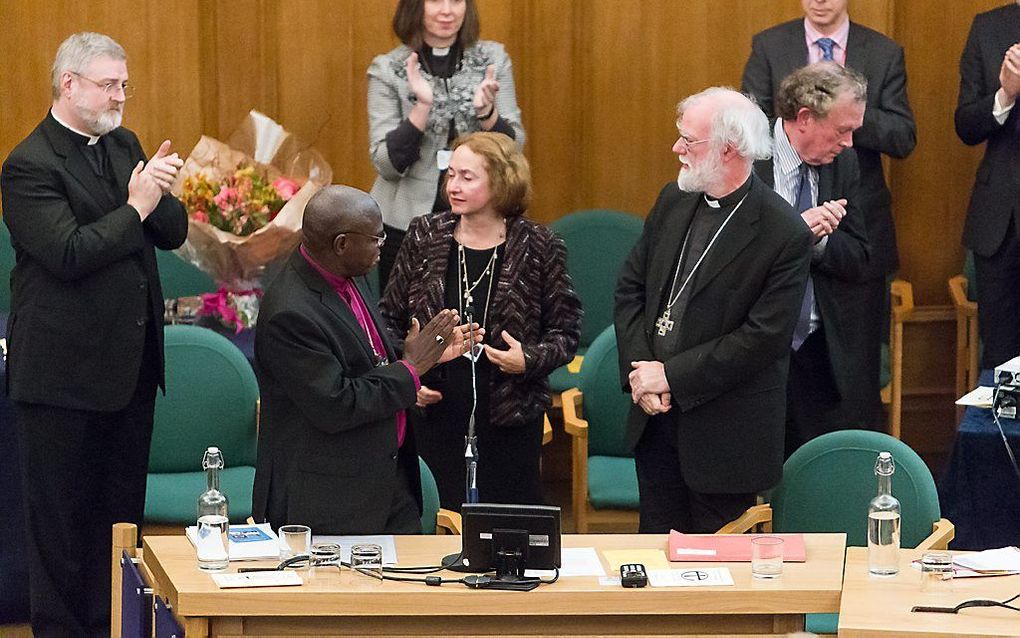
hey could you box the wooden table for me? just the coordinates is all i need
[838,547,1020,637]
[140,532,845,636]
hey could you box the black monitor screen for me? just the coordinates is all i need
[458,503,561,573]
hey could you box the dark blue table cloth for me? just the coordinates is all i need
[939,368,1020,550]
[0,312,30,623]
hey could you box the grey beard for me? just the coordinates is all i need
[75,103,122,136]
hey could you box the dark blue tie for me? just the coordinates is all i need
[791,163,815,350]
[816,38,835,61]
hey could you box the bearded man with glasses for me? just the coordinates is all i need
[1,32,186,636]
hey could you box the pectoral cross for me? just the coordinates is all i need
[655,309,674,336]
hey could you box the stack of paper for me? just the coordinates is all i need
[668,531,806,562]
[952,547,1020,577]
[185,523,280,561]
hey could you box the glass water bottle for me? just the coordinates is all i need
[867,451,901,576]
[196,446,230,571]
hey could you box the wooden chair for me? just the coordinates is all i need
[718,429,954,637]
[718,429,954,548]
[111,523,149,638]
[547,209,643,409]
[882,279,915,439]
[562,327,639,533]
[948,252,979,408]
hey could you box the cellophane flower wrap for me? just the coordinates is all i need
[171,110,332,331]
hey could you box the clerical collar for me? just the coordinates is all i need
[51,109,100,145]
[704,175,753,209]
[431,45,451,57]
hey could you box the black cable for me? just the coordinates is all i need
[990,385,1020,488]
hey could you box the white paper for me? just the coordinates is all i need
[953,547,1020,572]
[185,523,280,561]
[956,386,994,407]
[648,567,735,587]
[313,534,398,565]
[524,547,606,578]
[599,576,622,586]
[211,571,302,588]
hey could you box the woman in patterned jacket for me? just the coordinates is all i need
[367,0,525,293]
[381,132,581,511]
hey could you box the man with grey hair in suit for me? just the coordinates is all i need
[615,88,812,534]
[742,0,916,431]
[2,32,186,636]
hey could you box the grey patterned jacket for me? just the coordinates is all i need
[367,41,525,231]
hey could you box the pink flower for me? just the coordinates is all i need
[192,210,209,224]
[214,187,238,210]
[272,177,300,201]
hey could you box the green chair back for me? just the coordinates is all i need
[577,326,639,509]
[771,430,942,548]
[419,457,441,535]
[963,250,977,302]
[550,210,643,349]
[578,326,631,458]
[156,250,216,299]
[145,325,259,523]
[0,221,15,313]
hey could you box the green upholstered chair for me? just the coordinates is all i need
[548,210,643,397]
[144,325,259,525]
[419,457,462,535]
[949,251,980,405]
[0,221,15,314]
[562,326,639,533]
[719,429,954,635]
[156,250,216,299]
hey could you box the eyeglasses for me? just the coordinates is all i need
[71,72,134,99]
[337,230,387,247]
[676,132,710,150]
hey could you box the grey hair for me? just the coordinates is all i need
[677,87,772,161]
[775,62,868,121]
[51,32,126,99]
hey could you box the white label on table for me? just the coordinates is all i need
[648,567,734,587]
[211,571,303,588]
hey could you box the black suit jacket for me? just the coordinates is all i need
[742,19,916,277]
[1,113,187,411]
[955,3,1020,257]
[755,145,878,426]
[252,250,423,535]
[614,175,812,494]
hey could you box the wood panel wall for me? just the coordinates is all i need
[0,0,1011,462]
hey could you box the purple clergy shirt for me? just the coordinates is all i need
[300,245,419,447]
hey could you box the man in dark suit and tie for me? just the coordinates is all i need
[754,63,872,457]
[0,32,187,636]
[615,88,812,534]
[252,185,457,535]
[742,0,916,427]
[956,3,1020,370]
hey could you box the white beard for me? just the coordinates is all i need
[676,147,723,194]
[74,97,123,136]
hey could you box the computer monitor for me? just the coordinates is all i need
[446,503,561,578]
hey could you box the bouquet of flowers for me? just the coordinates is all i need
[172,110,332,331]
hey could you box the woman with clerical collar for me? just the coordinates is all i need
[381,132,580,512]
[367,0,526,294]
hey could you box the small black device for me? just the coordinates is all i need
[620,563,648,588]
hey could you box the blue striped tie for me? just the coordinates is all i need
[816,38,835,61]
[791,164,816,351]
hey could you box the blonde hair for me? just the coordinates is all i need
[450,132,532,218]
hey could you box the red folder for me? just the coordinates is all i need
[668,531,807,562]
